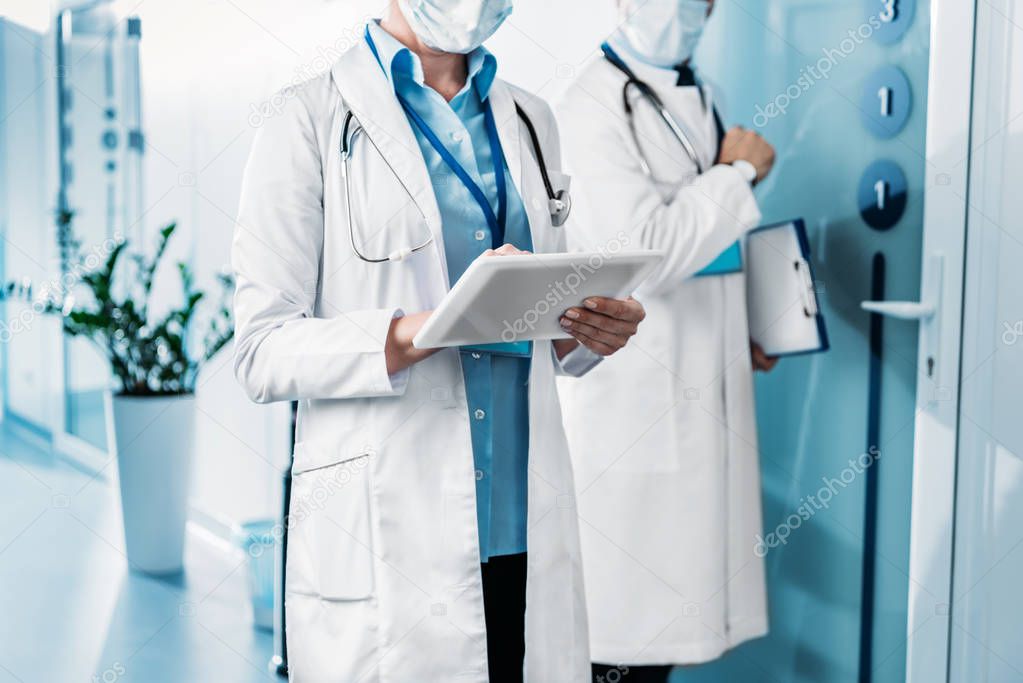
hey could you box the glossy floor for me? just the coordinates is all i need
[0,423,276,683]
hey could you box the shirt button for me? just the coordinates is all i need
[474,408,486,420]
[451,130,466,143]
[471,352,482,360]
[475,469,485,481]
[474,230,486,241]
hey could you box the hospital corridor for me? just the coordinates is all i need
[0,1,1022,682]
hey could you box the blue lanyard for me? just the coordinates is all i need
[399,98,508,247]
[365,27,508,248]
[401,100,525,354]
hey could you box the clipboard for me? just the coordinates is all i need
[745,219,829,357]
[413,250,664,349]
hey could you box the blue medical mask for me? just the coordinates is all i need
[398,0,513,54]
[614,0,710,68]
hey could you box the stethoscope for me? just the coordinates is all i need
[600,42,709,177]
[341,32,572,264]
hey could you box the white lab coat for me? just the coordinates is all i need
[555,53,768,665]
[233,37,599,683]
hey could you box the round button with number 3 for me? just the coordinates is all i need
[867,0,916,45]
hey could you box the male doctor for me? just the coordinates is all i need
[232,1,646,681]
[556,1,777,681]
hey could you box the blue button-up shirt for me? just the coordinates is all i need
[367,23,530,561]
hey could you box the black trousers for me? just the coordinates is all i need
[592,662,673,683]
[481,552,527,683]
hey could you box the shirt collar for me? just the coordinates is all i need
[366,21,497,102]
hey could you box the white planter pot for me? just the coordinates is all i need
[106,392,196,575]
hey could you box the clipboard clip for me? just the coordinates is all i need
[794,258,818,317]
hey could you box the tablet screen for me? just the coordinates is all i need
[413,250,664,349]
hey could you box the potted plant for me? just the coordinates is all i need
[3,218,233,574]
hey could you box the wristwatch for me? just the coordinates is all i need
[731,159,758,185]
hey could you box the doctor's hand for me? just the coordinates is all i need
[481,246,646,357]
[557,297,646,357]
[717,126,776,184]
[385,311,440,375]
[751,341,779,372]
[483,243,530,257]
[384,245,533,374]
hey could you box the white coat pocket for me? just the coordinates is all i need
[287,442,376,601]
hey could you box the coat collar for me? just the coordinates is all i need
[330,32,534,270]
[331,35,443,243]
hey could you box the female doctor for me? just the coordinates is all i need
[555,1,776,681]
[231,1,645,681]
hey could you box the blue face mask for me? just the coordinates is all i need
[613,0,710,68]
[398,0,514,54]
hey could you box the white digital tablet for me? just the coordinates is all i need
[413,250,664,349]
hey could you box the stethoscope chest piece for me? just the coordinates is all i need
[549,189,571,227]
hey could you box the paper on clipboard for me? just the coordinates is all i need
[745,219,829,357]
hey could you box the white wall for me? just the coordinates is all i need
[488,0,614,99]
[124,0,617,530]
[0,1,50,32]
[124,0,362,528]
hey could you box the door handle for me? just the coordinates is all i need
[860,300,935,320]
[860,253,942,321]
[861,253,944,378]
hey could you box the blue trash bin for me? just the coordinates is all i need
[236,520,278,632]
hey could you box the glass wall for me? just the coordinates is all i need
[949,0,1023,679]
[56,5,142,450]
[0,16,57,431]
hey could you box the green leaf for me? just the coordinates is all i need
[140,222,177,306]
[6,214,234,396]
